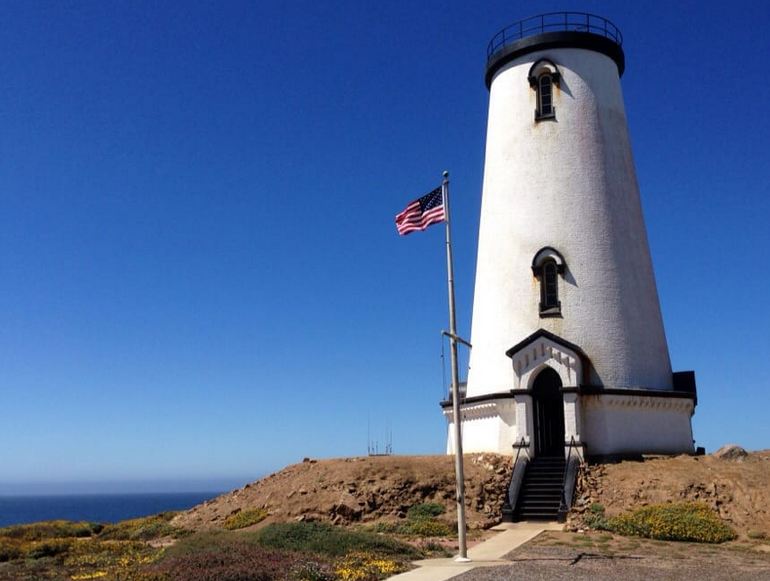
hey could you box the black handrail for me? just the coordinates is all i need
[501,437,528,521]
[559,436,581,516]
[512,436,527,467]
[487,12,622,61]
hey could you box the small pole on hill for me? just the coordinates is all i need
[442,170,469,561]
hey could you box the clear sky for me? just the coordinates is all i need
[2,0,769,494]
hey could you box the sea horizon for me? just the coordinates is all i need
[0,490,224,527]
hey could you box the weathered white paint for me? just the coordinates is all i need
[581,394,695,455]
[448,389,693,457]
[563,392,582,446]
[444,398,517,454]
[446,41,695,457]
[467,47,672,398]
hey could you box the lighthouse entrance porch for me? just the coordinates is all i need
[532,367,565,456]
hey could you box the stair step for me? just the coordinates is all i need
[521,500,561,510]
[509,454,569,523]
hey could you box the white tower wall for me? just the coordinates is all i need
[466,47,672,398]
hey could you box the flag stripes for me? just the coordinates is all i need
[395,186,445,235]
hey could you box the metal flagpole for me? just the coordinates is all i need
[442,170,469,561]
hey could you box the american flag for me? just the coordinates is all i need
[395,187,445,235]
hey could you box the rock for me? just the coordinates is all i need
[713,445,748,461]
[331,503,362,522]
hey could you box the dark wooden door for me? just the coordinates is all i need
[532,367,565,457]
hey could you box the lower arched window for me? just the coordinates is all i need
[541,259,559,310]
[531,247,565,317]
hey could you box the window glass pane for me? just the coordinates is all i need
[538,75,553,116]
[543,262,558,307]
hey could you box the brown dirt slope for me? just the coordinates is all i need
[572,449,770,537]
[173,454,511,531]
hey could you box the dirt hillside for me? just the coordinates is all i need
[572,449,770,537]
[175,449,770,538]
[173,454,512,531]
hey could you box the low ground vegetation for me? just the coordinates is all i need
[0,506,437,580]
[223,508,269,530]
[364,501,455,540]
[586,501,737,543]
[571,449,770,539]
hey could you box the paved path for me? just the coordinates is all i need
[387,522,563,581]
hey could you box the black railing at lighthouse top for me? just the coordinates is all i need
[487,12,623,62]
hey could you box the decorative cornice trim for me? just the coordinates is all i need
[439,391,516,409]
[579,386,697,401]
[441,397,516,421]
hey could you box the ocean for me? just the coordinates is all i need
[0,492,222,527]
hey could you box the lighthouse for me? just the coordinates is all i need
[443,13,697,460]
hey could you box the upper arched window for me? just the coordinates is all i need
[528,59,560,122]
[532,247,566,317]
[537,74,554,119]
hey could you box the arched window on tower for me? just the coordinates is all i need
[528,59,560,122]
[532,247,566,317]
[542,259,559,309]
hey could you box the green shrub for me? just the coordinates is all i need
[0,537,24,562]
[604,502,736,543]
[223,508,268,530]
[98,512,179,541]
[416,539,452,557]
[589,503,605,515]
[254,522,421,559]
[362,521,400,535]
[401,519,453,537]
[585,503,609,530]
[0,520,102,541]
[406,503,445,521]
[747,530,767,540]
[26,538,74,559]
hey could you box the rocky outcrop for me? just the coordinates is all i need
[713,444,749,461]
[173,454,513,531]
[567,449,770,537]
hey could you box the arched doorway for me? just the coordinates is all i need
[532,367,565,457]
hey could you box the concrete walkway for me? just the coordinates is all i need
[387,522,562,581]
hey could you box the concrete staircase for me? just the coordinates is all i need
[514,456,565,521]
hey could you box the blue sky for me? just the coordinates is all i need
[2,0,769,494]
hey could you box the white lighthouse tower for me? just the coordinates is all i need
[444,13,696,460]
